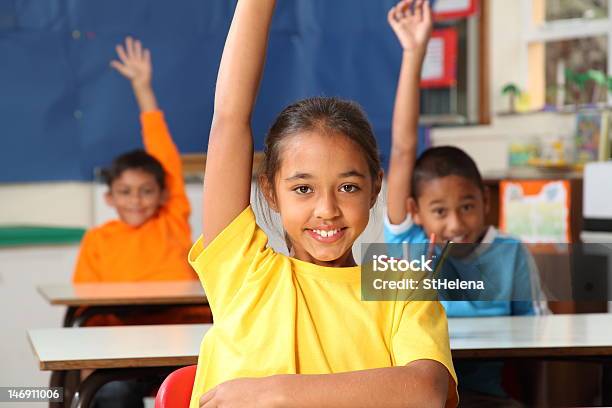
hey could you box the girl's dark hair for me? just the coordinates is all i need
[100,149,166,189]
[260,97,382,191]
[411,146,483,198]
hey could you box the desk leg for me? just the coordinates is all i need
[62,307,77,328]
[49,371,66,408]
[70,367,178,408]
[49,370,80,408]
[603,362,612,405]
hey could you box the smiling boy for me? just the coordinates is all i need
[73,37,195,283]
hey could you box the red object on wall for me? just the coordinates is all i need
[433,0,479,21]
[420,28,458,89]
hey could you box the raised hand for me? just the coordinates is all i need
[388,0,433,54]
[110,36,157,112]
[110,36,152,89]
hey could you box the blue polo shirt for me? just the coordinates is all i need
[384,213,546,397]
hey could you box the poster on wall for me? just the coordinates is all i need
[432,0,479,20]
[500,180,571,243]
[420,28,458,88]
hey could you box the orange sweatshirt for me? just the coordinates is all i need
[73,110,197,283]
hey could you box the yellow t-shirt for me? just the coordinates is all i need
[188,206,458,407]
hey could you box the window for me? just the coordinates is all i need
[523,0,612,108]
[545,0,608,21]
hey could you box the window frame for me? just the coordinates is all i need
[522,0,612,106]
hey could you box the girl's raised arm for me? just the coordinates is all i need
[202,0,276,247]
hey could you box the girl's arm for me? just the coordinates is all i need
[201,0,276,247]
[200,361,450,408]
[386,0,432,224]
[278,361,449,408]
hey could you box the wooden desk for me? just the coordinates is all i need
[450,314,612,405]
[37,281,208,327]
[450,313,612,359]
[38,281,206,307]
[29,324,208,371]
[28,324,210,408]
[29,314,612,407]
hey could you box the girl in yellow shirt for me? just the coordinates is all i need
[190,0,458,407]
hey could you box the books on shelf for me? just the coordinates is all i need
[574,110,611,163]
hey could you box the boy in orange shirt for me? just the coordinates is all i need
[72,37,208,408]
[74,36,195,284]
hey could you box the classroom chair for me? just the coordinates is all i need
[155,365,197,408]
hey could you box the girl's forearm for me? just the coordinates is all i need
[214,0,276,123]
[274,363,449,408]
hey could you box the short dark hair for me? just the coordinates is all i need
[100,149,166,190]
[411,146,483,198]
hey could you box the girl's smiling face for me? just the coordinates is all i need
[264,131,382,268]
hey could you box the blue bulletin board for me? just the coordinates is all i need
[0,0,431,182]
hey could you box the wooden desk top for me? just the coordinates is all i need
[28,324,210,370]
[28,314,612,371]
[37,281,207,306]
[450,313,612,358]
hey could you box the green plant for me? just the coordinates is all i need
[502,83,521,112]
[587,70,609,103]
[565,68,589,105]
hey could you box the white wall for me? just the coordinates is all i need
[431,113,576,173]
[0,245,78,399]
[0,182,93,227]
[489,0,529,115]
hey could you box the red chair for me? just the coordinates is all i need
[155,365,197,408]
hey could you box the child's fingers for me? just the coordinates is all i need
[143,48,151,66]
[125,36,135,58]
[134,39,143,60]
[414,0,424,21]
[388,5,398,24]
[394,2,404,21]
[115,44,128,64]
[398,0,414,18]
[423,0,433,25]
[109,60,130,77]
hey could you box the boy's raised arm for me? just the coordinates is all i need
[111,38,189,218]
[201,0,277,247]
[386,0,432,225]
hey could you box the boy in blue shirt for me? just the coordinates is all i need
[386,1,546,405]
